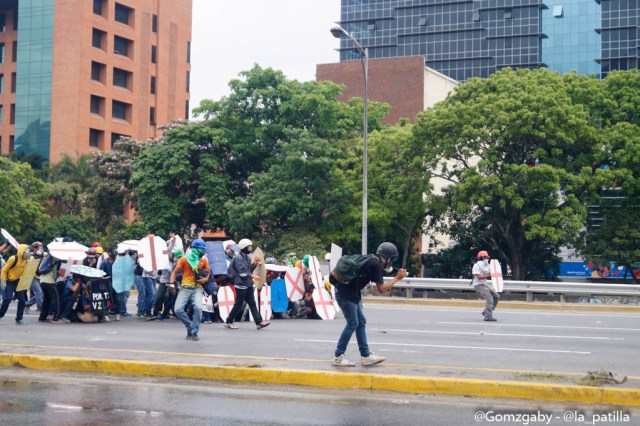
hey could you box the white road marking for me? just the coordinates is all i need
[46,403,83,411]
[295,339,591,355]
[366,305,640,317]
[436,321,640,332]
[371,328,623,341]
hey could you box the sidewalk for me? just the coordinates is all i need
[1,298,639,406]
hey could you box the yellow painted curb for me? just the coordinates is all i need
[1,353,638,406]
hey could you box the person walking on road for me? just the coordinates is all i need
[224,239,270,330]
[0,244,31,325]
[170,239,210,341]
[472,250,500,322]
[329,242,407,367]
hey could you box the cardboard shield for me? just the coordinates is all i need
[202,293,214,313]
[112,255,135,293]
[16,259,39,292]
[70,264,107,278]
[217,285,236,322]
[252,248,267,290]
[312,286,336,320]
[284,267,304,301]
[490,259,504,293]
[270,279,288,312]
[137,235,169,272]
[1,228,19,249]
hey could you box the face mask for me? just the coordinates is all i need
[34,249,43,257]
[483,259,489,265]
[22,250,31,260]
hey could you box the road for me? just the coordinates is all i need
[0,302,638,382]
[2,369,637,425]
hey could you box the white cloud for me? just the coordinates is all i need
[190,0,341,113]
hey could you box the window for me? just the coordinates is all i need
[11,72,15,93]
[113,67,132,89]
[150,75,156,94]
[112,100,131,121]
[114,35,132,57]
[152,14,158,32]
[553,5,563,17]
[186,71,190,92]
[11,40,16,62]
[91,61,105,83]
[10,103,15,125]
[93,0,105,16]
[0,13,5,32]
[0,43,4,63]
[9,135,14,152]
[185,100,189,120]
[367,21,376,31]
[149,106,156,125]
[187,41,191,63]
[90,95,104,115]
[89,128,103,148]
[111,132,129,147]
[472,10,481,22]
[504,8,512,19]
[0,105,3,124]
[115,3,133,26]
[0,74,4,94]
[419,16,428,26]
[92,28,106,49]
[151,45,157,63]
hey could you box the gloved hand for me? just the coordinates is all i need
[1,279,6,291]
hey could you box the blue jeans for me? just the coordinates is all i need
[25,279,43,309]
[175,286,203,335]
[0,280,27,322]
[335,293,370,357]
[135,276,156,315]
[116,291,129,314]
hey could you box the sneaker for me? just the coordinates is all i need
[15,319,28,325]
[156,316,166,322]
[186,331,193,340]
[61,318,72,323]
[204,320,212,324]
[224,322,238,329]
[24,306,31,313]
[256,321,270,330]
[38,319,50,323]
[361,353,386,366]
[122,312,133,317]
[100,316,110,322]
[52,319,66,324]
[484,316,497,322]
[137,314,145,320]
[115,314,121,321]
[146,315,157,321]
[191,333,199,341]
[331,354,356,367]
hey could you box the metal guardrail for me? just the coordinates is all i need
[381,277,640,302]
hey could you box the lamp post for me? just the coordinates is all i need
[331,24,369,255]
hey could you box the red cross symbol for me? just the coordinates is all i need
[313,288,335,320]
[259,285,271,319]
[58,260,79,278]
[218,286,236,319]
[285,268,304,300]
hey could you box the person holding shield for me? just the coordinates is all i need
[471,250,500,322]
[0,244,31,325]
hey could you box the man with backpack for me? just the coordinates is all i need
[329,242,407,367]
[0,243,32,325]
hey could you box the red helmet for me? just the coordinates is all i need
[477,250,490,259]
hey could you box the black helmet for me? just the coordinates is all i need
[376,242,399,261]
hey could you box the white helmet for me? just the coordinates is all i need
[237,238,253,250]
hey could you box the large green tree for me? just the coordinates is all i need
[413,68,608,279]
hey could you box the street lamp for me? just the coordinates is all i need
[331,24,369,255]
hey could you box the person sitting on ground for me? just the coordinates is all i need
[297,290,321,319]
[75,276,110,323]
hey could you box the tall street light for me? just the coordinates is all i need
[331,24,369,255]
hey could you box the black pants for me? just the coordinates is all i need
[40,282,63,321]
[0,280,26,321]
[227,287,262,325]
[153,283,177,318]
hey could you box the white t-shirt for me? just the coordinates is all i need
[471,260,490,286]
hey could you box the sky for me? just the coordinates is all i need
[190,0,342,114]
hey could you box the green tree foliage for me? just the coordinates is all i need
[413,68,608,279]
[25,214,100,247]
[0,157,48,240]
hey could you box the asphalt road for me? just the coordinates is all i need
[2,369,637,426]
[0,301,638,382]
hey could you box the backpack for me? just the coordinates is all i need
[37,253,55,275]
[331,255,371,285]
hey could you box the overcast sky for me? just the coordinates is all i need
[190,0,342,114]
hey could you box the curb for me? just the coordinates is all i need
[363,297,640,313]
[1,353,638,406]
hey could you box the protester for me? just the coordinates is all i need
[223,240,237,264]
[471,250,500,322]
[74,274,110,323]
[38,241,65,323]
[329,242,407,367]
[167,231,184,253]
[224,239,270,330]
[170,239,210,341]
[112,248,135,320]
[24,241,45,313]
[154,249,182,322]
[100,247,118,319]
[0,243,31,325]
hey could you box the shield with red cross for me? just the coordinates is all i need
[217,285,236,322]
[309,255,335,320]
[285,267,304,301]
[137,235,169,272]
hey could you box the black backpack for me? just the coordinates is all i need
[331,255,371,285]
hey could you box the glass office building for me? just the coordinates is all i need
[337,0,638,81]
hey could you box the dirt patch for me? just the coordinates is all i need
[578,371,627,387]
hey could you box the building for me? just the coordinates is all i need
[0,0,192,163]
[335,0,637,82]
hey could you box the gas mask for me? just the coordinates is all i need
[22,249,32,260]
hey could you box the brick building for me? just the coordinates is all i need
[0,0,192,163]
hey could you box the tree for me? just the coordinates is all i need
[413,68,608,280]
[0,156,48,240]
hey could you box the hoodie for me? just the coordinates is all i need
[1,244,30,282]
